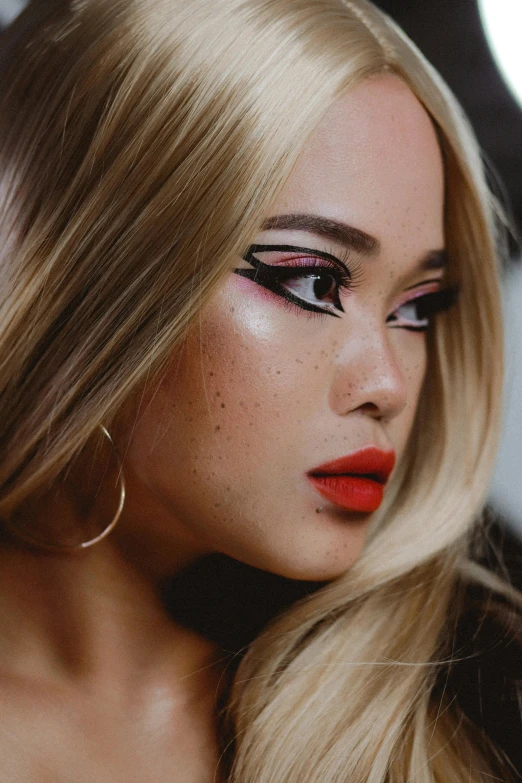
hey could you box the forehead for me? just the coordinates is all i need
[270,73,445,256]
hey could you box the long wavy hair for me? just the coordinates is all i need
[0,0,520,779]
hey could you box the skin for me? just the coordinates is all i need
[114,71,446,582]
[0,74,445,782]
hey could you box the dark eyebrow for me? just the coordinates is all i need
[260,212,448,272]
[421,250,448,270]
[261,213,379,256]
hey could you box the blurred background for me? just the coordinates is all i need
[1,0,521,551]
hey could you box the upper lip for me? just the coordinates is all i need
[307,445,396,484]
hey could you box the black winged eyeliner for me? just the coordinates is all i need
[234,243,352,318]
[234,243,459,327]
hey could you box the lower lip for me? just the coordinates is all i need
[307,475,385,513]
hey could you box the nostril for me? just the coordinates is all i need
[357,402,379,414]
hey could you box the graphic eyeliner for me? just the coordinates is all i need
[387,286,459,331]
[234,243,459,328]
[243,244,352,276]
[234,243,357,318]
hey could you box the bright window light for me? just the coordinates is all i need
[478,0,522,108]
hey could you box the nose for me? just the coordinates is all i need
[328,324,410,422]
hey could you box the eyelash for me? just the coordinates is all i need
[235,244,458,329]
[236,243,360,319]
[387,288,459,331]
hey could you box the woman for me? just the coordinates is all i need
[0,0,520,780]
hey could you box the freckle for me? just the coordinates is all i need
[230,306,235,312]
[214,502,221,507]
[226,436,232,441]
[188,416,193,422]
[221,402,225,408]
[276,370,281,375]
[192,468,198,474]
[254,402,260,407]
[226,486,231,491]
[209,371,214,377]
[314,365,318,370]
[216,391,221,397]
[215,425,221,431]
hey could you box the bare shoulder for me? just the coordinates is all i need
[0,675,106,783]
[0,671,223,783]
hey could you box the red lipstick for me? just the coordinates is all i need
[306,446,396,513]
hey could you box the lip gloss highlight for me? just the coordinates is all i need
[306,446,395,513]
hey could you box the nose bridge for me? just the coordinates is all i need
[329,316,409,419]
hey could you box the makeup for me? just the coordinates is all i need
[306,446,396,513]
[235,244,458,329]
[387,285,459,332]
[235,243,361,318]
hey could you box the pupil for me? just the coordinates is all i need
[313,274,333,299]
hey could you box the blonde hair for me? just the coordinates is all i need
[0,0,520,779]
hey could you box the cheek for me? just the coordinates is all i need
[179,274,332,436]
[130,279,325,493]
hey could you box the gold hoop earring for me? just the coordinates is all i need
[4,425,126,553]
[73,426,126,550]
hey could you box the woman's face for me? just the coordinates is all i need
[118,74,446,581]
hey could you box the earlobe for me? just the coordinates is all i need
[2,426,125,552]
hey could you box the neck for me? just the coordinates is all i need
[0,535,226,699]
[0,451,234,711]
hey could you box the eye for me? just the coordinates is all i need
[273,260,350,311]
[234,244,361,319]
[386,287,459,332]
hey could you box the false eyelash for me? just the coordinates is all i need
[275,245,364,294]
[323,244,364,290]
[234,260,347,317]
[292,251,363,292]
[279,295,334,322]
[237,243,364,317]
[241,242,363,289]
[387,286,460,331]
[271,255,354,296]
[414,286,459,319]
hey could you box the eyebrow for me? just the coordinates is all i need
[261,213,448,271]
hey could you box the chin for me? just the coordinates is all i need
[233,532,367,583]
[270,556,360,583]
